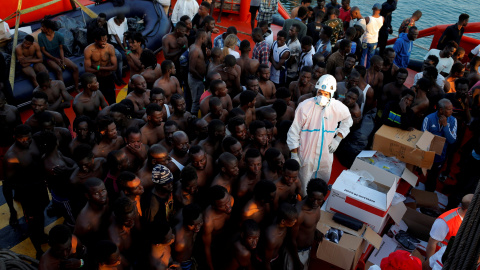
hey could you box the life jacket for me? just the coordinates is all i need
[438,207,462,247]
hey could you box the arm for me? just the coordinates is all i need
[272,51,290,70]
[127,51,142,70]
[32,44,44,63]
[59,44,65,65]
[234,66,242,94]
[286,104,306,152]
[73,99,84,117]
[425,237,440,260]
[443,117,457,144]
[40,46,59,62]
[336,106,353,138]
[162,36,185,59]
[98,91,109,109]
[202,215,215,270]
[289,213,304,269]
[189,48,203,79]
[364,87,375,114]
[59,81,73,109]
[263,235,276,270]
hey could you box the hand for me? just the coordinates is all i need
[52,165,70,176]
[212,28,219,34]
[60,258,82,269]
[399,97,407,113]
[168,262,181,269]
[54,58,62,65]
[127,143,143,158]
[388,27,393,34]
[291,152,301,165]
[439,115,447,127]
[19,58,27,65]
[328,136,342,153]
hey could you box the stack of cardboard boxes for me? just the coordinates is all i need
[316,125,446,269]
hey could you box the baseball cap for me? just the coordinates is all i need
[152,164,174,185]
[380,250,422,270]
[373,3,382,10]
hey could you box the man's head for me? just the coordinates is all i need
[407,26,419,41]
[222,136,243,161]
[416,77,432,93]
[211,79,228,97]
[372,3,382,14]
[147,144,170,167]
[320,25,333,41]
[107,149,130,174]
[272,99,288,120]
[241,219,260,250]
[175,21,188,38]
[93,27,108,48]
[206,97,223,119]
[180,165,198,195]
[412,10,422,21]
[31,91,49,114]
[152,164,174,193]
[210,185,232,213]
[112,197,136,228]
[289,24,300,40]
[458,13,469,27]
[455,77,469,99]
[437,98,453,118]
[189,145,207,170]
[96,240,121,268]
[454,47,465,61]
[193,118,209,141]
[14,124,32,149]
[22,35,34,49]
[224,54,236,68]
[282,159,300,186]
[218,152,239,177]
[301,36,313,53]
[276,203,298,227]
[195,29,208,46]
[343,87,360,108]
[80,72,98,92]
[171,94,186,114]
[115,13,125,24]
[36,72,51,90]
[299,66,313,85]
[182,203,204,232]
[350,6,361,19]
[306,178,328,209]
[314,74,337,105]
[383,47,396,66]
[84,177,108,205]
[317,0,326,9]
[172,131,190,156]
[442,41,458,58]
[72,144,95,173]
[146,103,164,127]
[276,87,292,103]
[73,115,93,141]
[257,64,271,82]
[240,90,257,109]
[461,194,474,211]
[239,39,251,54]
[338,39,352,54]
[249,120,267,147]
[252,27,264,43]
[161,60,176,76]
[203,15,216,32]
[150,221,175,246]
[297,6,309,20]
[228,116,248,142]
[118,171,145,198]
[277,30,288,47]
[395,68,409,86]
[164,120,179,145]
[258,107,277,127]
[344,53,356,70]
[140,49,158,69]
[246,76,260,93]
[370,55,384,72]
[206,119,225,142]
[450,62,465,78]
[40,19,56,33]
[265,148,285,171]
[341,0,350,9]
[198,1,211,17]
[97,116,118,141]
[48,225,73,260]
[400,89,416,108]
[258,21,269,34]
[245,148,262,176]
[124,127,142,151]
[179,15,192,31]
[97,13,107,27]
[313,62,327,80]
[254,180,277,203]
[129,74,147,93]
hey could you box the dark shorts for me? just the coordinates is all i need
[250,5,260,15]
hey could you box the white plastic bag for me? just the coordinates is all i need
[0,19,12,40]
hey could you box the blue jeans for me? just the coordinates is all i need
[360,42,377,68]
[113,46,125,78]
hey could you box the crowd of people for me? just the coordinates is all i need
[0,0,479,269]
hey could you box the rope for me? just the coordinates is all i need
[8,0,23,89]
[18,0,62,15]
[0,249,39,270]
[216,25,252,37]
[71,0,98,19]
[443,179,480,269]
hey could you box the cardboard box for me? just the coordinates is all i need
[326,170,407,232]
[317,211,382,270]
[402,207,436,241]
[367,235,399,266]
[372,125,446,169]
[410,189,439,209]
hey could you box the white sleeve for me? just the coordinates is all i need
[472,45,480,57]
[429,246,446,269]
[336,105,353,138]
[171,2,181,24]
[430,219,449,241]
[443,59,454,74]
[413,73,421,85]
[287,103,306,150]
[107,20,116,35]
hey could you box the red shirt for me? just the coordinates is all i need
[339,7,351,23]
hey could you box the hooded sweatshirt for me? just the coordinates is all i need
[393,33,413,68]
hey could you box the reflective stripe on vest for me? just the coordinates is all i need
[438,207,462,247]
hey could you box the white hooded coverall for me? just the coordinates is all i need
[287,97,353,193]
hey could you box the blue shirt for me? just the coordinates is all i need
[213,34,241,49]
[422,112,457,162]
[38,31,64,59]
[393,33,413,68]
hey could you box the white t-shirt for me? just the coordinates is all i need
[287,38,301,78]
[414,72,446,88]
[429,246,446,270]
[265,32,274,50]
[107,17,128,44]
[171,0,199,24]
[424,49,454,74]
[429,219,449,242]
[471,44,480,57]
[363,16,384,44]
[228,48,240,58]
[299,46,315,72]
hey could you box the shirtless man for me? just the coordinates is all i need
[159,120,179,153]
[381,68,410,111]
[233,76,267,108]
[150,88,173,122]
[341,88,362,125]
[73,73,108,119]
[242,180,277,226]
[109,102,147,137]
[116,172,144,225]
[137,144,171,192]
[200,80,233,117]
[225,219,260,270]
[263,148,285,181]
[84,28,118,105]
[168,94,192,131]
[149,221,178,270]
[126,32,145,76]
[227,116,249,147]
[215,55,242,97]
[141,103,165,146]
[290,66,315,103]
[275,87,296,111]
[126,74,150,118]
[310,62,327,86]
[34,72,73,124]
[191,118,209,145]
[140,49,162,90]
[108,197,137,267]
[36,112,72,157]
[174,204,204,270]
[174,165,198,208]
[188,145,214,190]
[74,178,109,249]
[202,185,234,270]
[335,53,356,82]
[93,116,124,158]
[257,64,277,104]
[353,65,376,114]
[411,77,431,127]
[5,124,49,257]
[289,178,327,270]
[255,203,298,270]
[245,120,269,156]
[121,127,148,172]
[273,96,295,123]
[274,159,303,207]
[95,241,123,270]
[256,107,278,128]
[199,119,226,159]
[207,47,224,73]
[0,93,22,225]
[189,29,209,115]
[153,60,183,104]
[238,90,257,126]
[381,47,399,85]
[222,137,244,166]
[15,35,47,87]
[202,97,229,123]
[39,225,86,270]
[105,150,131,202]
[365,55,385,96]
[25,91,65,133]
[162,21,188,69]
[167,131,190,176]
[237,40,260,85]
[211,152,240,194]
[235,148,262,201]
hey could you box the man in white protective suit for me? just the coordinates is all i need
[287,74,353,193]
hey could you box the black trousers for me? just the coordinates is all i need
[97,74,116,105]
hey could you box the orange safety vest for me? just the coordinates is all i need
[438,207,462,247]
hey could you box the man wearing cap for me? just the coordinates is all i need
[287,74,353,193]
[142,164,175,225]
